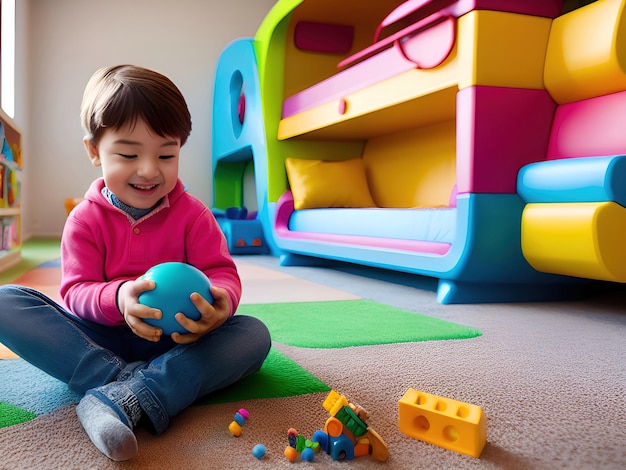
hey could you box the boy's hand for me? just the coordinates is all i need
[117,279,164,342]
[171,285,231,344]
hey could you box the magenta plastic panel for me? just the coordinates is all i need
[294,21,354,54]
[456,86,555,194]
[547,90,626,160]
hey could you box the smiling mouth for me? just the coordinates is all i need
[131,184,158,191]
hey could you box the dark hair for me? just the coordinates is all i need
[80,65,192,146]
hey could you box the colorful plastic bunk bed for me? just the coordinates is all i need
[211,0,618,303]
[518,0,626,284]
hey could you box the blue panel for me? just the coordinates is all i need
[211,38,280,255]
[518,155,626,205]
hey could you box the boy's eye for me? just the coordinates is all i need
[118,153,137,159]
[159,155,176,160]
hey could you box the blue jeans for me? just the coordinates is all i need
[0,285,271,433]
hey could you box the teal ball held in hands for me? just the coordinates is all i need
[138,262,213,335]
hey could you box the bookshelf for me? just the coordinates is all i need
[0,106,22,272]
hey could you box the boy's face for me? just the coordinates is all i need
[84,119,181,209]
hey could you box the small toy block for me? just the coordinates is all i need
[324,417,344,438]
[354,439,370,457]
[322,389,350,417]
[366,428,389,462]
[336,405,367,437]
[295,434,306,452]
[398,388,486,458]
[287,427,298,447]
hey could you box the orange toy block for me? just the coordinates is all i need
[398,388,486,458]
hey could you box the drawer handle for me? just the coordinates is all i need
[338,98,348,115]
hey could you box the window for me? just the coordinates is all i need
[1,0,15,118]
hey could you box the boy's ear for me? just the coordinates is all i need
[83,137,101,167]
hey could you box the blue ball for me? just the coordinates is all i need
[138,262,213,335]
[252,443,266,460]
[301,447,315,462]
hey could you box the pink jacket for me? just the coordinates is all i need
[60,178,241,326]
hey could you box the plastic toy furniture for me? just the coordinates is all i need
[518,0,626,283]
[210,0,615,303]
[211,39,271,255]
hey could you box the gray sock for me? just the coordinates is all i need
[76,392,140,461]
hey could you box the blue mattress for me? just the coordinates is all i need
[288,207,456,244]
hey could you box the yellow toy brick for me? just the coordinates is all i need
[322,389,350,417]
[398,388,486,458]
[521,202,626,282]
[544,0,626,104]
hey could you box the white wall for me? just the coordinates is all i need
[16,0,276,238]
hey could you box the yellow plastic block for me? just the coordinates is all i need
[521,202,626,282]
[544,0,626,104]
[457,10,552,90]
[322,390,346,416]
[398,388,486,458]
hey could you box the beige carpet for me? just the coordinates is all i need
[1,255,625,469]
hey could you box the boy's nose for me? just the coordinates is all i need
[137,160,159,178]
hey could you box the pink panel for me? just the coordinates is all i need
[294,21,354,54]
[547,91,626,160]
[343,8,455,70]
[462,0,563,17]
[456,86,556,194]
[395,15,456,70]
[273,192,451,255]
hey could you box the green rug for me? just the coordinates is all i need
[0,238,61,284]
[197,347,329,406]
[237,299,482,348]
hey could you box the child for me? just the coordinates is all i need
[0,65,271,461]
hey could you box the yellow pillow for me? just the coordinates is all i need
[285,157,377,210]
